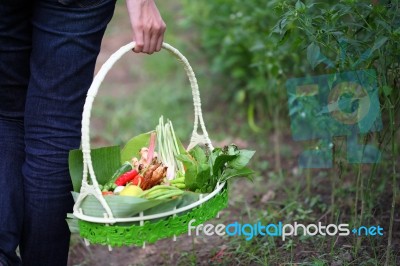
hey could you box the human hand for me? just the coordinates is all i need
[126,0,166,54]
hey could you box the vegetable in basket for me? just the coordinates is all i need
[176,144,255,193]
[154,116,255,193]
[156,116,185,180]
[138,185,183,200]
[169,171,186,189]
[130,132,169,190]
[100,130,169,194]
[119,184,143,196]
[115,169,139,186]
[98,116,255,199]
[102,161,133,190]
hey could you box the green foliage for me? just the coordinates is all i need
[177,144,255,193]
[276,1,399,262]
[275,1,400,142]
[182,0,307,130]
[181,0,399,263]
[275,1,400,76]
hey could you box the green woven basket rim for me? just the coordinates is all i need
[78,186,229,247]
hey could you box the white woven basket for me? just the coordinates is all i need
[72,42,226,224]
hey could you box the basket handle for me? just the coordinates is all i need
[81,42,212,187]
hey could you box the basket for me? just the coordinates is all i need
[72,42,228,247]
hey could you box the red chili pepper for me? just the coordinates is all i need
[115,169,139,186]
[102,191,113,196]
[131,175,143,186]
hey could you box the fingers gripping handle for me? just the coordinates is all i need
[80,42,212,185]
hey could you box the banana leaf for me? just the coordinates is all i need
[69,146,121,192]
[121,132,152,164]
[72,192,168,218]
[143,191,201,215]
[66,213,79,234]
[71,190,207,220]
[120,131,188,164]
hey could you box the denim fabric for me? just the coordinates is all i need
[0,0,116,265]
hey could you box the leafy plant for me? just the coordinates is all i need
[177,144,255,193]
[182,0,307,132]
[183,0,399,263]
[274,1,399,263]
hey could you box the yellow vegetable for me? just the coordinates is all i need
[119,185,143,197]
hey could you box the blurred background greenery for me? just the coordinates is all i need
[69,0,399,265]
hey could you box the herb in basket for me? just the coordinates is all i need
[176,144,255,193]
[69,116,255,220]
[85,116,254,197]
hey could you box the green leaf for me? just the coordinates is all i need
[175,135,187,155]
[183,163,212,193]
[278,28,292,44]
[66,213,80,233]
[307,43,321,70]
[176,153,196,170]
[69,146,121,192]
[227,145,239,155]
[220,167,255,182]
[71,192,168,218]
[228,150,256,170]
[184,165,198,191]
[121,131,152,163]
[382,85,392,97]
[353,37,388,67]
[197,163,212,192]
[371,36,388,52]
[295,0,305,11]
[176,154,194,165]
[306,42,334,69]
[68,191,203,225]
[69,150,84,192]
[189,145,207,164]
[212,154,238,176]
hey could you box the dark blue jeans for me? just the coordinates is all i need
[0,0,115,265]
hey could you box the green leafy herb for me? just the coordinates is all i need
[220,167,254,183]
[189,146,208,164]
[212,154,237,176]
[228,150,256,170]
[177,144,255,193]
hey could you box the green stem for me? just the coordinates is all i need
[354,163,364,255]
[365,162,378,220]
[385,97,397,266]
[306,168,311,197]
[330,168,335,223]
[273,107,282,174]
